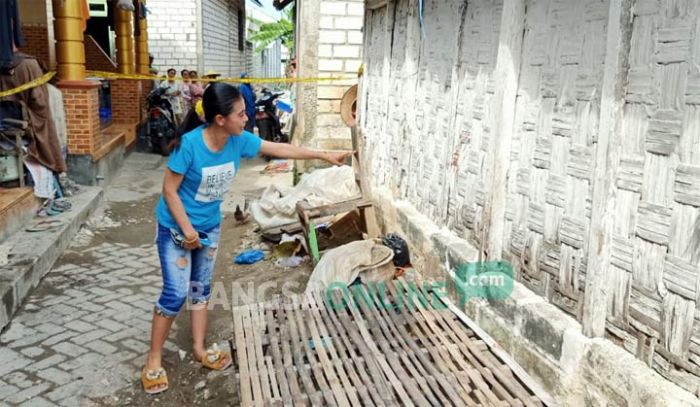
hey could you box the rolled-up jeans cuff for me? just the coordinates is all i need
[191,296,210,305]
[154,303,178,318]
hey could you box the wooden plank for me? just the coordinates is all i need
[356,284,458,406]
[242,305,264,404]
[297,197,371,220]
[327,290,398,405]
[312,291,388,406]
[386,281,494,406]
[483,0,527,260]
[366,286,464,405]
[251,303,273,402]
[582,0,634,337]
[414,281,543,406]
[268,299,306,406]
[407,284,524,407]
[263,304,293,406]
[283,298,324,406]
[296,296,354,407]
[233,306,253,406]
[338,290,418,405]
[349,286,433,406]
[305,293,366,406]
[437,276,558,407]
[289,296,337,405]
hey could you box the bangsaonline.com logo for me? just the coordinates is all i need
[323,261,515,311]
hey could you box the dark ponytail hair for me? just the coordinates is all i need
[172,82,243,150]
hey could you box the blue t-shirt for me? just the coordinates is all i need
[156,126,262,231]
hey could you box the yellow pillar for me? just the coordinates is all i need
[53,0,86,81]
[135,1,150,75]
[115,6,135,74]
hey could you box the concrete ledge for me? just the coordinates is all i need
[67,141,126,186]
[0,187,39,243]
[0,187,102,332]
[372,186,700,406]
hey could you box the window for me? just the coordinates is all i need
[238,7,245,52]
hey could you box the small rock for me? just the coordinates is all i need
[194,380,206,391]
[178,349,187,361]
[203,389,211,400]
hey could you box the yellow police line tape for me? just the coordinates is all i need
[0,70,357,99]
[86,70,358,84]
[0,71,56,98]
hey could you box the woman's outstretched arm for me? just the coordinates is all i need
[259,140,352,166]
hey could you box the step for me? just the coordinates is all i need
[0,186,103,332]
[0,187,40,243]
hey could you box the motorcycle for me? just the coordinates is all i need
[255,89,289,144]
[140,87,177,156]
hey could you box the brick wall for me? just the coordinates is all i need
[61,84,102,156]
[19,24,51,69]
[202,0,247,77]
[147,0,198,73]
[111,80,143,146]
[84,35,117,72]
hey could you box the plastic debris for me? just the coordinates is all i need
[381,233,411,267]
[234,249,265,264]
[275,256,304,268]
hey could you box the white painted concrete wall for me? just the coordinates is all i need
[147,0,198,72]
[202,0,247,77]
[147,0,247,76]
[295,0,365,159]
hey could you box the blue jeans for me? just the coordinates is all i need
[154,223,221,317]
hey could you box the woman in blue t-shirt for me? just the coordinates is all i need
[142,83,349,394]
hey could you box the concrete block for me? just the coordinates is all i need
[320,1,347,15]
[320,16,335,29]
[317,99,341,113]
[334,16,364,30]
[317,137,353,151]
[317,113,345,127]
[347,2,364,15]
[319,43,333,57]
[430,230,480,270]
[317,85,347,99]
[581,339,700,406]
[520,302,579,360]
[319,59,344,72]
[319,30,347,44]
[342,59,360,73]
[334,45,360,58]
[348,30,364,44]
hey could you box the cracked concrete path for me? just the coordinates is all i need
[0,152,307,406]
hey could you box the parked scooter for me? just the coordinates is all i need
[140,87,176,156]
[255,89,289,144]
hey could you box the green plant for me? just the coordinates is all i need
[248,7,295,53]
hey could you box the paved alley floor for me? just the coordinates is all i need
[0,153,305,406]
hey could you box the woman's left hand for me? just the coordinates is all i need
[323,151,353,166]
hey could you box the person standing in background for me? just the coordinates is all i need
[180,69,192,112]
[188,70,204,109]
[159,68,184,125]
[239,73,256,132]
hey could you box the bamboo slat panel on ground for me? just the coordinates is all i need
[231,279,554,406]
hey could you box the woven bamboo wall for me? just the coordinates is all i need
[503,0,608,319]
[361,0,700,395]
[602,0,700,391]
